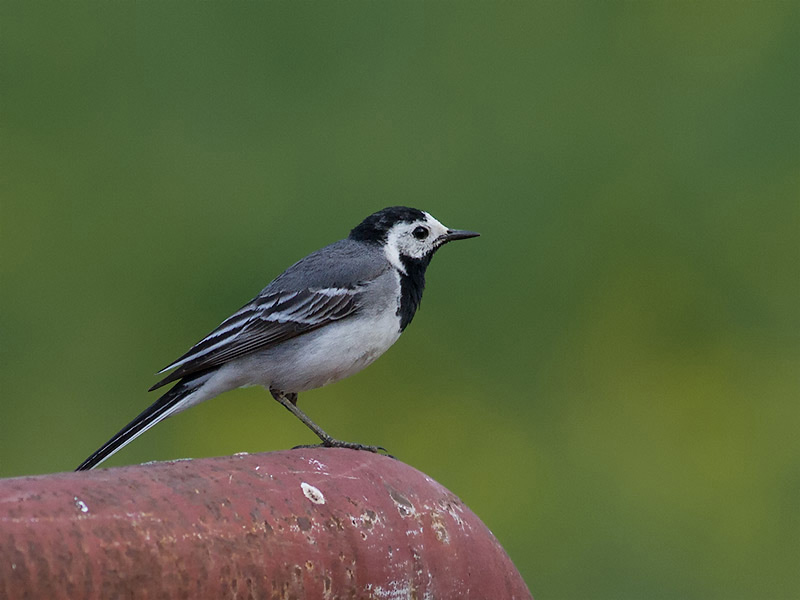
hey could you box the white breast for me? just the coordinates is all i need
[268,306,403,392]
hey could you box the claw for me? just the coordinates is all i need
[292,441,395,459]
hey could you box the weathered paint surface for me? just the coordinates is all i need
[0,449,532,599]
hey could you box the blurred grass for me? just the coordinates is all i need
[1,2,798,598]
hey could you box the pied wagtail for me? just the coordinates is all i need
[76,206,479,470]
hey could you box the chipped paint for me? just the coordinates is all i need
[366,579,414,600]
[360,509,379,530]
[307,457,328,471]
[430,511,450,544]
[301,482,325,505]
[388,488,416,518]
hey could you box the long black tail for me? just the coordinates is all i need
[75,372,212,471]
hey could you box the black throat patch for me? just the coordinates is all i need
[398,254,432,331]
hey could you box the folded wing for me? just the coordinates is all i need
[149,287,361,390]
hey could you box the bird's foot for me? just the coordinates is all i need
[293,440,394,458]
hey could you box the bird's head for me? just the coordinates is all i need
[349,206,479,273]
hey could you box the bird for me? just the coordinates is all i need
[76,206,479,470]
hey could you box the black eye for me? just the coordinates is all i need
[412,226,429,240]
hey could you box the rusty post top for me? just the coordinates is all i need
[1,449,532,599]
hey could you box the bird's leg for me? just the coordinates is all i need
[269,388,391,456]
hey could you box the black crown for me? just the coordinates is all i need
[349,207,426,244]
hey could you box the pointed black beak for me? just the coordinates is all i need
[444,229,480,242]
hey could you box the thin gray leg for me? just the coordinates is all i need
[269,388,391,455]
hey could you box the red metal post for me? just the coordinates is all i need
[1,449,532,599]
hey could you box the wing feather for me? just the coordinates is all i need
[149,287,361,390]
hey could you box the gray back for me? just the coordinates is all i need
[263,239,389,293]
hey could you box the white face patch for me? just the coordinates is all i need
[383,212,451,273]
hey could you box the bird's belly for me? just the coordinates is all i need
[239,311,402,393]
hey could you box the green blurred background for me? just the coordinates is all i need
[2,2,798,598]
